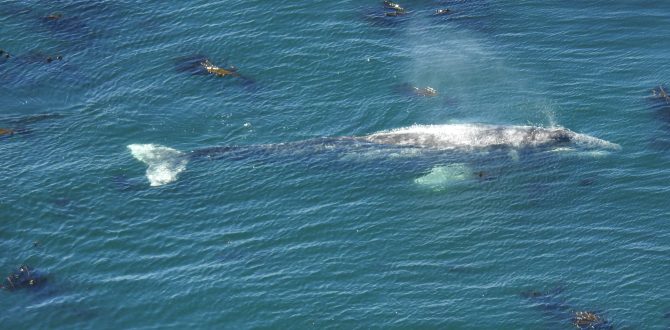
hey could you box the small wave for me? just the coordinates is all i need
[128,144,188,186]
[550,148,613,158]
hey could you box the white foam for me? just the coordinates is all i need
[339,147,424,162]
[128,144,188,186]
[415,164,470,191]
[578,150,611,158]
[551,148,612,158]
[550,147,576,153]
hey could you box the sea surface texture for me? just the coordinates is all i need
[1,0,670,328]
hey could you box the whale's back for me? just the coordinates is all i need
[363,124,619,151]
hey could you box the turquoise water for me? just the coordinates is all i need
[1,0,670,328]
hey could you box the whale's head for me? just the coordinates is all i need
[548,129,574,144]
[560,128,620,151]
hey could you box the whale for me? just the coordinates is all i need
[128,123,620,187]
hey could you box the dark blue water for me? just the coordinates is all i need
[2,0,670,328]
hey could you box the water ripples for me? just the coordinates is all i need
[2,0,670,328]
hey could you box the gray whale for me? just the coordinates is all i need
[128,123,619,186]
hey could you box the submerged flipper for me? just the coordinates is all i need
[414,163,470,191]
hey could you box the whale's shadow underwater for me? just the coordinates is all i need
[127,123,620,187]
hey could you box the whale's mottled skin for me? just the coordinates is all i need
[359,124,620,151]
[128,123,619,186]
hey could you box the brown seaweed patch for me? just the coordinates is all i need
[649,85,670,126]
[362,1,412,29]
[1,265,47,291]
[174,55,255,87]
[652,85,670,104]
[19,51,64,64]
[434,8,452,16]
[44,12,63,21]
[2,113,63,126]
[0,49,10,61]
[572,311,607,329]
[521,287,612,329]
[41,11,91,42]
[383,1,407,16]
[394,83,438,97]
[200,59,240,78]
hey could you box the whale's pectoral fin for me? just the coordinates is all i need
[414,163,471,191]
[127,144,188,187]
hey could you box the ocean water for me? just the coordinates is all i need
[1,0,670,328]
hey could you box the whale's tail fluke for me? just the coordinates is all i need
[128,144,188,187]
